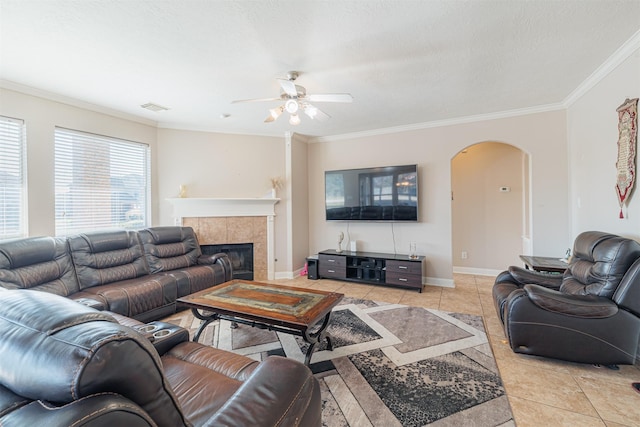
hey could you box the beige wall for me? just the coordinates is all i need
[288,133,310,277]
[451,142,525,271]
[0,88,158,237]
[568,48,640,239]
[308,111,569,284]
[155,128,289,271]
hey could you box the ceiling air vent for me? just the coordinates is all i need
[140,102,169,112]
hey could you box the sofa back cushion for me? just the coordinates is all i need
[0,289,188,427]
[139,226,201,273]
[560,231,640,298]
[0,236,80,296]
[68,230,150,290]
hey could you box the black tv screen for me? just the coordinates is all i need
[325,164,418,222]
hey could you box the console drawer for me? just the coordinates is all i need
[386,260,422,275]
[319,265,346,279]
[385,271,422,288]
[319,254,347,267]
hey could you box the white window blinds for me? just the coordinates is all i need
[0,116,26,240]
[54,128,150,236]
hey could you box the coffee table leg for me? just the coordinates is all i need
[303,311,334,366]
[192,308,219,342]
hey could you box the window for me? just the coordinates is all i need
[55,128,150,236]
[0,116,26,240]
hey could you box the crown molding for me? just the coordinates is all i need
[309,103,565,143]
[563,28,640,107]
[0,79,158,127]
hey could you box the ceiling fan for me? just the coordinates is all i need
[232,71,353,125]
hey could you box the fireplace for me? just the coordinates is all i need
[168,197,279,280]
[202,243,254,281]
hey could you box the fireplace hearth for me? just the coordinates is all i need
[202,243,253,281]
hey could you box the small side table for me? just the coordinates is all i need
[519,255,568,274]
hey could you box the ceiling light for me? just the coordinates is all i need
[289,114,301,126]
[285,99,299,114]
[264,106,283,123]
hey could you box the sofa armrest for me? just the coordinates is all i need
[199,253,233,282]
[205,356,321,427]
[524,284,618,318]
[198,253,226,265]
[0,394,156,427]
[68,293,107,311]
[507,266,562,289]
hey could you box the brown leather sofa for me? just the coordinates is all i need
[0,289,321,426]
[0,226,232,322]
[493,231,640,365]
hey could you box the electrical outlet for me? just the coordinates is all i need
[461,251,468,259]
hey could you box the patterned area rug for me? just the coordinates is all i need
[164,298,514,427]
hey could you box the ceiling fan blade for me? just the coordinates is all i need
[232,97,280,103]
[277,79,298,97]
[307,93,353,103]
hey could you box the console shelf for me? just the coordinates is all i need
[318,249,425,292]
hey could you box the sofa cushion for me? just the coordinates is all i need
[79,274,178,322]
[560,231,640,298]
[68,230,150,290]
[139,226,201,274]
[0,236,80,296]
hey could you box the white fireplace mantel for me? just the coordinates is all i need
[167,197,280,280]
[166,197,279,218]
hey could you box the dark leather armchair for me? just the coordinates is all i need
[493,231,640,365]
[0,290,321,426]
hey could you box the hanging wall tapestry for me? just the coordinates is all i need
[615,98,638,218]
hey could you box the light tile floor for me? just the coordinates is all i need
[270,273,640,427]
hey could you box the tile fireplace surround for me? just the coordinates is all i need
[167,198,279,281]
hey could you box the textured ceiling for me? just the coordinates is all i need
[1,0,639,138]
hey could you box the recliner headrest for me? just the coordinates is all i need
[0,237,58,269]
[75,230,136,253]
[144,227,187,244]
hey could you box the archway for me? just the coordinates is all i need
[451,142,530,275]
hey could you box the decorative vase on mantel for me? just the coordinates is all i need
[270,188,277,198]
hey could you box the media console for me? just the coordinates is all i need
[317,249,425,292]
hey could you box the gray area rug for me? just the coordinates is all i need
[165,297,514,427]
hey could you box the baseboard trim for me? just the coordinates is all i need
[453,266,503,277]
[424,277,455,288]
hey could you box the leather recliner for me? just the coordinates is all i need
[493,231,640,365]
[0,289,322,426]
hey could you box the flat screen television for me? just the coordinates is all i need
[325,164,418,222]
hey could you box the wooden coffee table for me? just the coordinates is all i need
[177,279,344,365]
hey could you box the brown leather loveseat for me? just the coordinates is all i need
[0,289,321,426]
[0,226,231,322]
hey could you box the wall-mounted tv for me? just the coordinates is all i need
[325,164,418,222]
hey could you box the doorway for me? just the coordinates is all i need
[451,142,530,274]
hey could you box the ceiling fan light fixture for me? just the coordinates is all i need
[289,114,301,126]
[285,99,299,114]
[269,106,283,120]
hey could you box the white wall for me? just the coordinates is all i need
[568,48,640,239]
[308,111,569,284]
[0,88,158,237]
